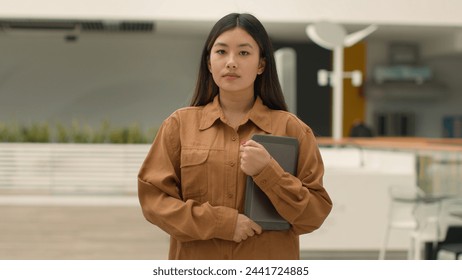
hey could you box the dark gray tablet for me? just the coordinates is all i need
[244,134,299,230]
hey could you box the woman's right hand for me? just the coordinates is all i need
[232,214,262,242]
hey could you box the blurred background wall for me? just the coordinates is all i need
[1,0,462,136]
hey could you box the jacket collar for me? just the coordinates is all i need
[199,95,272,133]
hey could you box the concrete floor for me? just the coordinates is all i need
[0,194,406,260]
[0,195,170,260]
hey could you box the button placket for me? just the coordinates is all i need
[223,129,240,207]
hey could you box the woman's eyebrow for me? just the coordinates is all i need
[213,42,228,48]
[213,42,254,48]
[238,43,254,48]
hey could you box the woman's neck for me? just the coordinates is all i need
[218,90,255,128]
[219,90,254,114]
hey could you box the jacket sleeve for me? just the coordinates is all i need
[137,115,238,242]
[252,128,332,235]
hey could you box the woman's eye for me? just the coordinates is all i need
[240,51,250,56]
[216,50,225,54]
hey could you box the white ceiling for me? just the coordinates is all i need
[156,19,462,43]
[2,0,462,54]
[1,17,461,57]
[153,19,462,58]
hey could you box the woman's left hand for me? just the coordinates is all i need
[239,139,271,176]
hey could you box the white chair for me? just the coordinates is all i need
[435,202,462,260]
[379,185,444,260]
[435,226,462,260]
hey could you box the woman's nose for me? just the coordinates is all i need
[226,56,237,69]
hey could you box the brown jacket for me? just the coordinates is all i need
[138,96,332,259]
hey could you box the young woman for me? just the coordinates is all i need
[138,13,332,260]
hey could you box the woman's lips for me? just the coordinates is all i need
[223,73,239,79]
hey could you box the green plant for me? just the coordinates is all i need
[0,120,157,144]
[92,120,111,143]
[0,121,23,142]
[145,127,157,143]
[21,122,50,143]
[109,127,128,144]
[126,123,148,144]
[69,120,93,143]
[55,123,70,143]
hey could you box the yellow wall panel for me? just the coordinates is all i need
[343,42,367,137]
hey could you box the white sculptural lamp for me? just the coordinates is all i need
[306,22,377,140]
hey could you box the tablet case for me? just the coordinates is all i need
[244,134,299,230]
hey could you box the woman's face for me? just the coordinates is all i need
[208,27,265,95]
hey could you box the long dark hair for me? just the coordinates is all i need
[190,13,288,111]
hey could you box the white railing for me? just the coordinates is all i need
[0,143,151,195]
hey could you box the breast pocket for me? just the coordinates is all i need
[180,148,209,201]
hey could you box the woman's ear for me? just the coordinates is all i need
[207,56,212,72]
[257,58,266,75]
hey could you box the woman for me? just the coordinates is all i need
[138,13,332,260]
